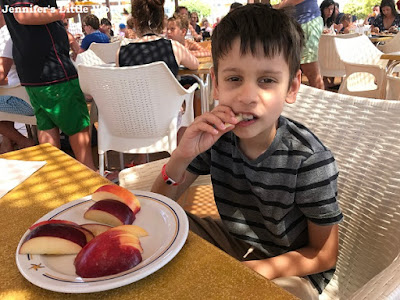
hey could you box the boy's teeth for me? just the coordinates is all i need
[241,114,254,121]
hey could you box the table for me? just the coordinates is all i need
[179,57,213,114]
[0,144,296,300]
[381,51,400,74]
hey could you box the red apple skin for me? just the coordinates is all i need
[74,230,142,278]
[29,220,78,231]
[92,185,141,214]
[19,223,87,254]
[84,199,135,226]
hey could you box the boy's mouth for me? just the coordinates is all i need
[237,113,255,122]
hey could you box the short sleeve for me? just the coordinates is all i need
[2,38,13,59]
[295,150,343,226]
[187,149,211,175]
[80,37,90,50]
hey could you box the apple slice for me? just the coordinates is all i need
[74,229,143,278]
[29,219,78,231]
[84,200,135,227]
[81,223,113,236]
[19,223,87,255]
[109,225,148,238]
[92,185,141,215]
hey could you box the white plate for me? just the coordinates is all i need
[15,190,189,293]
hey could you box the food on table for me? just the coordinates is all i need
[108,225,148,238]
[92,184,141,215]
[84,199,135,226]
[29,219,78,231]
[81,223,112,236]
[19,223,88,255]
[74,225,148,278]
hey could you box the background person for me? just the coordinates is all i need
[176,6,202,41]
[320,0,341,34]
[80,14,110,51]
[371,0,400,33]
[339,13,356,34]
[0,0,96,170]
[364,5,380,25]
[99,18,114,39]
[275,0,325,90]
[190,11,201,36]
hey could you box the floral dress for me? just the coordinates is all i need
[372,14,400,32]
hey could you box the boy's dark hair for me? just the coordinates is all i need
[170,13,189,30]
[132,0,165,34]
[83,14,100,30]
[100,18,111,26]
[230,2,243,11]
[211,4,304,82]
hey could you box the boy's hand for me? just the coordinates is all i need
[174,105,239,161]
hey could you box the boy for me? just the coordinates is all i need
[167,14,211,58]
[80,14,110,52]
[152,4,342,299]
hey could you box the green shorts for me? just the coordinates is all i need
[300,16,323,64]
[25,79,90,136]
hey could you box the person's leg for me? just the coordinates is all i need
[69,126,96,170]
[38,127,61,148]
[0,121,35,150]
[301,61,324,90]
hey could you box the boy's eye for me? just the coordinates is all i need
[259,78,275,84]
[227,76,241,82]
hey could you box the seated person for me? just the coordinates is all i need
[364,5,380,25]
[62,19,80,61]
[339,14,356,34]
[167,14,211,58]
[0,12,34,153]
[372,0,400,33]
[125,17,138,39]
[99,18,114,39]
[201,18,212,39]
[80,14,110,52]
[152,4,342,300]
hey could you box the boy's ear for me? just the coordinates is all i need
[211,67,219,100]
[285,69,302,104]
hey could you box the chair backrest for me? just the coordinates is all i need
[282,85,400,299]
[77,61,196,154]
[334,34,383,65]
[318,34,361,78]
[88,41,120,64]
[75,49,106,67]
[377,32,400,53]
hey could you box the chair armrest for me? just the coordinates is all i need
[184,82,199,94]
[350,255,400,300]
[343,61,386,82]
[0,84,31,104]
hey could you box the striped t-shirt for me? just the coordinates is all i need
[187,116,343,293]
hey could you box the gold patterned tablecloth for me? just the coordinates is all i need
[0,144,296,300]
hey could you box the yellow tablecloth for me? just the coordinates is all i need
[0,144,296,300]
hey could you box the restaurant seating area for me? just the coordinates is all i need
[2,19,400,300]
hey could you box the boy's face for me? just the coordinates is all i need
[167,20,186,41]
[212,38,300,144]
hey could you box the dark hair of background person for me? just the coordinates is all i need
[83,14,100,30]
[131,0,165,34]
[211,3,304,83]
[380,0,399,17]
[320,0,337,27]
[230,2,243,11]
[101,18,112,26]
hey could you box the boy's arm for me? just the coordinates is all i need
[13,3,77,25]
[0,57,13,84]
[243,221,339,279]
[151,106,240,199]
[171,40,199,70]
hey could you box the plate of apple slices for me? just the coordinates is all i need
[15,189,189,293]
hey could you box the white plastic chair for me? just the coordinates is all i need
[334,34,388,99]
[75,49,106,67]
[282,84,400,299]
[78,61,198,176]
[386,75,400,100]
[0,84,37,141]
[87,41,120,64]
[318,33,361,79]
[377,32,400,53]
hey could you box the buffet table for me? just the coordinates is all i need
[0,144,296,299]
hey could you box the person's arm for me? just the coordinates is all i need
[189,23,202,42]
[243,222,339,279]
[13,3,77,25]
[67,31,80,60]
[0,57,13,85]
[151,105,240,199]
[185,40,211,58]
[171,40,199,70]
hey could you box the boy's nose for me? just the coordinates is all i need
[237,82,258,106]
